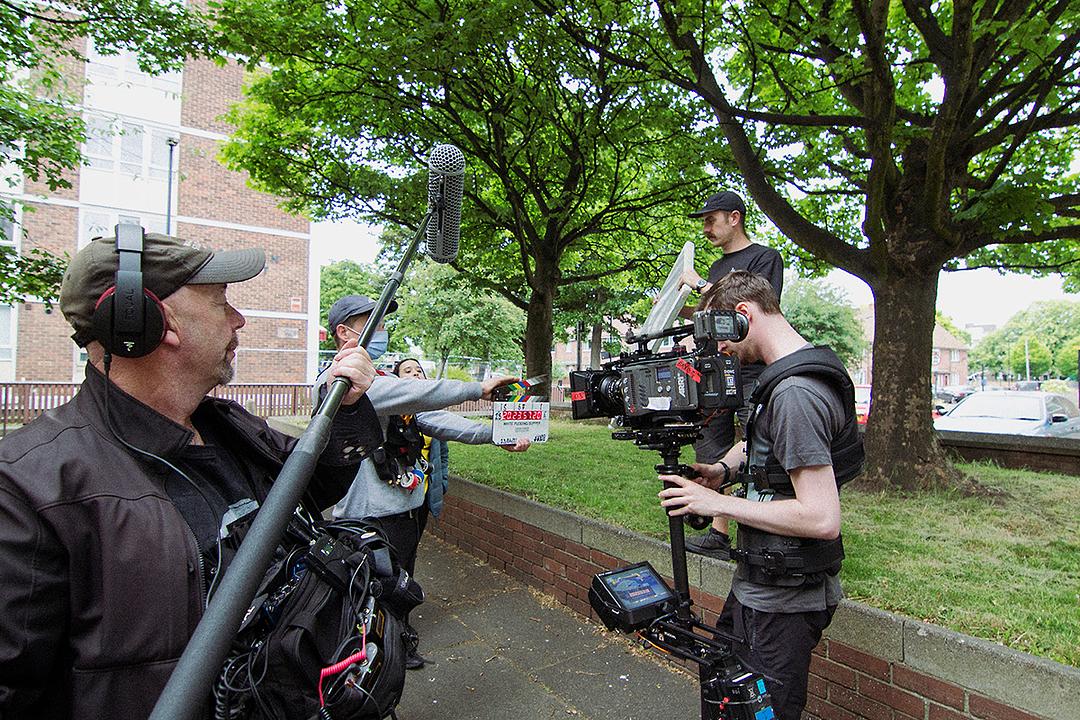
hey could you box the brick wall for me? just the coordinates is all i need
[180,56,244,137]
[16,203,80,380]
[22,36,85,202]
[234,317,307,384]
[175,135,306,232]
[429,480,1079,720]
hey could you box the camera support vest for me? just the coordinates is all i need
[731,346,865,585]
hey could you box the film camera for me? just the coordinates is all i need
[569,310,776,720]
[569,309,746,431]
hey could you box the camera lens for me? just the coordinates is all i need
[595,374,625,415]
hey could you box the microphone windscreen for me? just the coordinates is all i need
[426,144,465,263]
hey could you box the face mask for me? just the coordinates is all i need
[367,329,389,360]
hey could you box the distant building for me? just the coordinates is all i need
[854,306,969,388]
[1,44,318,383]
[965,322,997,346]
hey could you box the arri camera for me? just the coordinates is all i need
[569,309,746,430]
[570,309,776,720]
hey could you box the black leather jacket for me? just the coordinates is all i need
[0,364,378,719]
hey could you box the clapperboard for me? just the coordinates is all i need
[491,376,550,444]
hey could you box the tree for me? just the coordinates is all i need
[1,0,213,303]
[213,0,723,391]
[781,278,868,367]
[1007,336,1052,379]
[970,300,1080,376]
[394,260,525,377]
[1053,336,1080,379]
[318,259,392,352]
[540,0,1080,490]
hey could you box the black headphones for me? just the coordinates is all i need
[90,223,167,358]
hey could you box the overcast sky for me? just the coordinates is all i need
[312,220,1077,331]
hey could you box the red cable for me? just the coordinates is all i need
[318,630,367,708]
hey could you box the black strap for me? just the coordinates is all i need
[731,535,845,576]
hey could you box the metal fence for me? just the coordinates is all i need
[0,381,569,436]
[0,382,318,436]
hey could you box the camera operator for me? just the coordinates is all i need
[678,191,784,560]
[0,232,379,719]
[658,270,863,720]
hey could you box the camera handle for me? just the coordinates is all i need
[655,459,712,531]
[655,448,700,622]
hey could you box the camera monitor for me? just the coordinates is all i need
[589,562,675,633]
[640,241,695,351]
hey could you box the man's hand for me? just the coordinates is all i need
[497,437,531,452]
[329,339,376,405]
[480,376,519,400]
[657,462,727,491]
[657,475,727,518]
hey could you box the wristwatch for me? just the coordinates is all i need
[695,278,708,291]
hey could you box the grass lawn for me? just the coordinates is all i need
[449,418,1080,667]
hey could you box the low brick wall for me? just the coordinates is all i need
[937,431,1080,476]
[429,478,1079,720]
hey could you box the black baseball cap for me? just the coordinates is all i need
[327,294,398,331]
[60,232,265,346]
[688,191,747,218]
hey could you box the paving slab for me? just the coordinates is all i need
[395,536,701,720]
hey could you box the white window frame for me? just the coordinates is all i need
[83,115,178,181]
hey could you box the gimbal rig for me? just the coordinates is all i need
[581,322,776,720]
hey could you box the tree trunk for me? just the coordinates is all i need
[590,322,603,369]
[524,258,558,394]
[861,271,955,491]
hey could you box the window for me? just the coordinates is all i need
[119,122,144,175]
[0,307,12,360]
[86,43,182,95]
[148,129,175,180]
[0,203,15,246]
[0,306,13,381]
[85,117,116,171]
[80,209,166,248]
[83,116,178,180]
[950,349,961,362]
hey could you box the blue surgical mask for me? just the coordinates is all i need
[367,329,389,360]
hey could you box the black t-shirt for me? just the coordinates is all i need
[708,242,784,381]
[166,421,260,583]
[707,242,784,299]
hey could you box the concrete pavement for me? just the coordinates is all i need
[395,535,700,720]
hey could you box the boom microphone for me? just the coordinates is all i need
[426,144,465,263]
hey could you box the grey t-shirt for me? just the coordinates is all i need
[733,355,847,613]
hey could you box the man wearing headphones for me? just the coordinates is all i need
[659,271,863,720]
[0,229,379,719]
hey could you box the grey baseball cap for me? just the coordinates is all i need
[688,191,747,218]
[60,232,265,346]
[327,294,398,331]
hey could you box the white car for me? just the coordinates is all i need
[934,391,1080,438]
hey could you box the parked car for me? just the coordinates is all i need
[933,391,1080,438]
[935,384,977,404]
[854,384,871,426]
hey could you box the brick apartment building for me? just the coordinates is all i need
[1,43,318,384]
